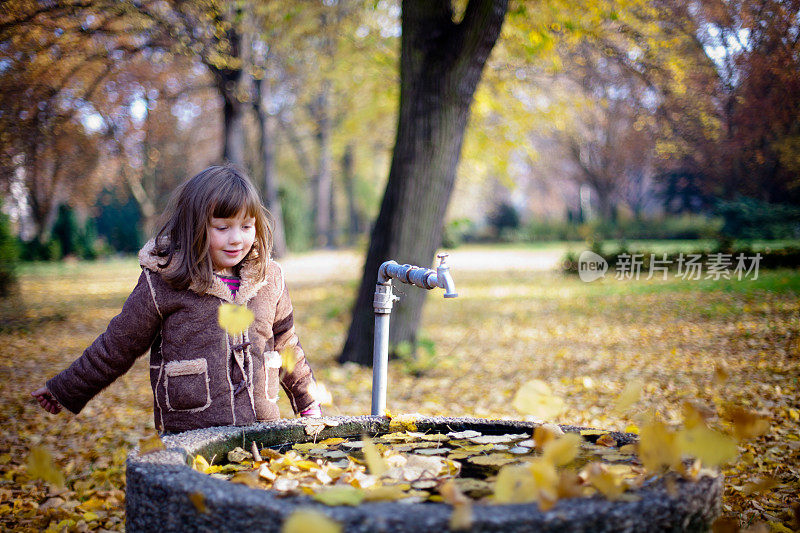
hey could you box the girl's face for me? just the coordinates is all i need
[208,209,256,276]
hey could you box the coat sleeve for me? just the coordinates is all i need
[46,270,162,414]
[273,280,316,414]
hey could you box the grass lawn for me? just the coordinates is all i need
[1,247,798,531]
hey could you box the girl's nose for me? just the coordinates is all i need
[229,227,243,244]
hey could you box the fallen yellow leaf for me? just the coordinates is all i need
[613,380,642,413]
[512,379,565,420]
[282,508,341,533]
[542,433,581,467]
[188,492,208,513]
[26,446,64,488]
[281,348,297,374]
[312,486,365,506]
[677,424,738,467]
[638,417,682,473]
[217,303,254,335]
[192,454,210,473]
[138,433,165,455]
[583,462,626,499]
[361,437,387,476]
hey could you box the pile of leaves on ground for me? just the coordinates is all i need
[1,256,798,532]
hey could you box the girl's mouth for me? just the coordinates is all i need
[223,250,241,257]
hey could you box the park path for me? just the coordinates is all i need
[281,246,566,284]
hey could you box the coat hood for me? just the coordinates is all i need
[138,239,271,305]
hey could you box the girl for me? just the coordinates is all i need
[32,165,321,433]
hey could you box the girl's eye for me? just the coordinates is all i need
[215,226,227,231]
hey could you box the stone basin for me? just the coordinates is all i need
[125,416,722,532]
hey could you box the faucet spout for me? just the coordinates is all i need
[435,253,458,298]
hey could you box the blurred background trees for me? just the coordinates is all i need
[1,0,799,358]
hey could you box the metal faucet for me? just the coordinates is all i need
[371,253,458,415]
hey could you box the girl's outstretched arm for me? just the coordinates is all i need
[45,270,162,414]
[31,386,62,414]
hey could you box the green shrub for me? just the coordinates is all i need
[0,212,19,297]
[522,215,722,242]
[20,237,62,261]
[716,197,800,239]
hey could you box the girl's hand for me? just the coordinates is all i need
[300,404,321,418]
[31,386,62,414]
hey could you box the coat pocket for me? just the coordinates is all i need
[164,358,211,412]
[264,350,281,404]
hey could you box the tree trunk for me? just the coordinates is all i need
[312,80,333,247]
[255,78,288,258]
[342,143,361,245]
[338,0,508,365]
[222,91,247,166]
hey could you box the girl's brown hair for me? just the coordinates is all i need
[153,165,273,291]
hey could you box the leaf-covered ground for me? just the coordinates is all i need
[1,247,798,532]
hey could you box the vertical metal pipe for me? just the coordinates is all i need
[371,313,390,415]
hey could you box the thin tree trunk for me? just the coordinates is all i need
[254,78,287,258]
[342,144,360,245]
[222,94,247,166]
[339,0,508,365]
[312,80,333,247]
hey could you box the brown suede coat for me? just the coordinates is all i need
[47,241,317,433]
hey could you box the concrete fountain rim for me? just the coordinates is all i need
[125,415,722,533]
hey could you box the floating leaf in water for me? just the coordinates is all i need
[273,478,300,492]
[192,454,210,473]
[512,380,565,419]
[468,453,516,467]
[313,486,365,506]
[26,446,64,488]
[258,463,277,481]
[227,447,252,464]
[447,430,482,439]
[412,447,450,456]
[283,509,341,533]
[595,434,618,448]
[138,433,165,456]
[293,442,323,453]
[229,471,261,488]
[218,303,254,335]
[362,485,413,501]
[468,434,529,445]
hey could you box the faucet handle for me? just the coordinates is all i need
[436,252,449,267]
